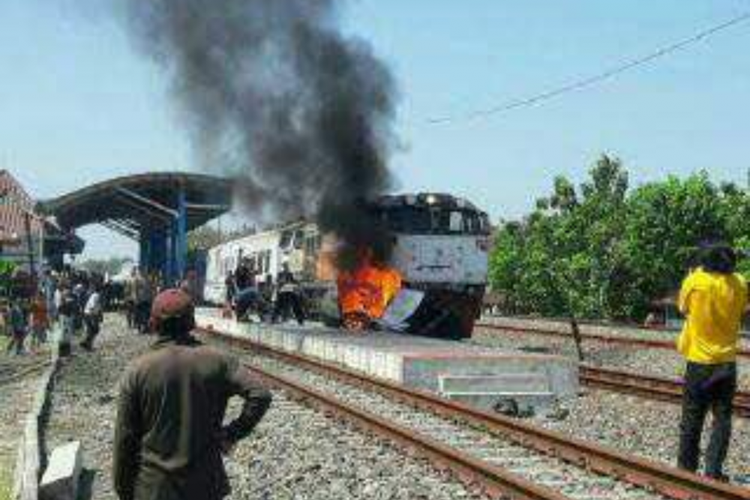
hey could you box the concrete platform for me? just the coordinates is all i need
[196,309,579,412]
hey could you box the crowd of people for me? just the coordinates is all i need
[1,267,105,356]
[1,292,49,355]
[2,264,203,356]
[225,259,306,326]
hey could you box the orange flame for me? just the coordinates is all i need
[337,252,402,330]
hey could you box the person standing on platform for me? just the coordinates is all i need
[113,288,272,500]
[272,263,305,325]
[81,285,103,351]
[676,244,748,481]
[29,293,50,353]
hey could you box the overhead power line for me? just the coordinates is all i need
[428,11,750,124]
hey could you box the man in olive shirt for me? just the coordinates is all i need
[676,244,748,481]
[113,289,272,500]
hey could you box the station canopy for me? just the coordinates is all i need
[39,172,233,240]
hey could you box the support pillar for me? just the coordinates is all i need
[173,187,188,284]
[139,236,150,271]
[140,229,168,283]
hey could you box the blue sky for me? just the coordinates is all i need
[1,1,748,258]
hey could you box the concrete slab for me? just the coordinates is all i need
[197,309,579,412]
[39,441,82,500]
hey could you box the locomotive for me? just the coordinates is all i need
[203,193,491,339]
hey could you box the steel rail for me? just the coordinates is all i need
[201,328,750,500]
[475,322,750,359]
[0,360,52,386]
[249,364,569,500]
[580,366,750,419]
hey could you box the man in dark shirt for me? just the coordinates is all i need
[234,261,260,321]
[113,289,272,500]
[272,264,305,325]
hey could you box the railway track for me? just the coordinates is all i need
[475,322,750,359]
[580,366,750,419]
[201,328,750,500]
[0,357,51,386]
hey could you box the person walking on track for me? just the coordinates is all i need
[57,284,79,357]
[676,243,748,481]
[81,284,103,351]
[29,292,50,353]
[6,299,28,356]
[113,288,272,500]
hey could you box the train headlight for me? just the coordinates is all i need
[426,194,437,205]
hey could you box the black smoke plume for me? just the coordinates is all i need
[122,0,397,268]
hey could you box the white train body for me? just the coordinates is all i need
[203,193,491,338]
[392,234,488,286]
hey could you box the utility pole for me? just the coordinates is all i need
[23,211,36,277]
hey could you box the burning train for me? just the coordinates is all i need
[204,193,491,339]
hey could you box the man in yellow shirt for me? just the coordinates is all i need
[676,244,748,481]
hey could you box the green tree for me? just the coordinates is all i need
[490,155,629,318]
[719,182,750,278]
[619,173,726,318]
[489,158,744,322]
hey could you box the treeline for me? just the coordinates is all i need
[489,156,750,321]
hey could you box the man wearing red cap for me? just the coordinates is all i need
[113,289,272,500]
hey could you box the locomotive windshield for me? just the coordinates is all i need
[378,205,489,236]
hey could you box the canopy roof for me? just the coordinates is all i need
[39,172,233,239]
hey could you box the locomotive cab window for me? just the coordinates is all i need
[382,207,432,233]
[293,230,305,250]
[280,231,293,250]
[447,211,464,233]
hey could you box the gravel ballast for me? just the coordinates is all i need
[0,340,53,498]
[40,313,750,497]
[532,389,750,483]
[473,320,750,390]
[225,394,487,500]
[471,318,750,483]
[43,315,490,500]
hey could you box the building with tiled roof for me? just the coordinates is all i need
[0,169,44,270]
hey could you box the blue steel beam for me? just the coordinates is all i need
[175,187,188,283]
[115,187,178,218]
[139,236,150,271]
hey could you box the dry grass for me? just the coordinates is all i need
[0,465,12,500]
